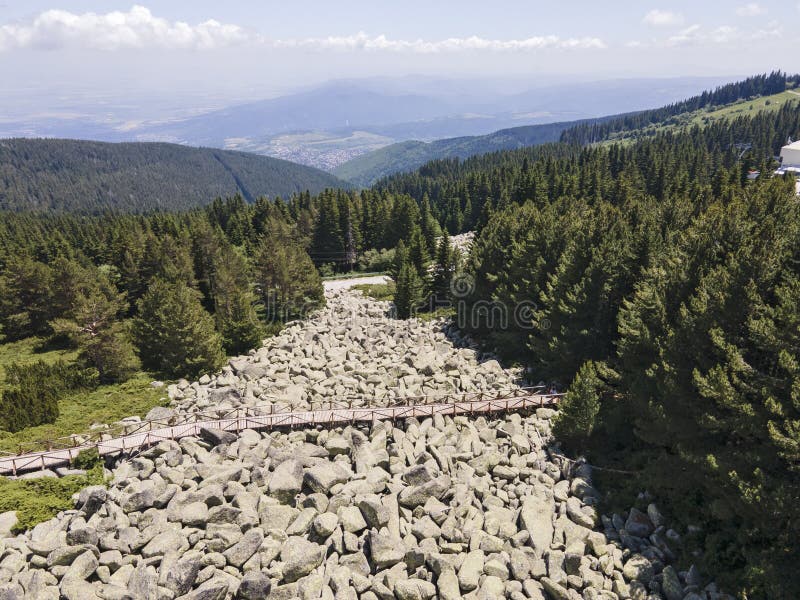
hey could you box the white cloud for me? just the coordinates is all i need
[666,22,782,46]
[642,9,685,27]
[0,6,607,54]
[736,3,766,16]
[272,32,606,53]
[0,5,254,52]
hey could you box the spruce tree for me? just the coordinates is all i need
[431,230,455,303]
[420,196,441,252]
[254,219,324,321]
[407,228,429,276]
[211,245,264,355]
[133,278,225,378]
[390,239,408,280]
[311,195,343,267]
[394,260,424,319]
[552,361,602,448]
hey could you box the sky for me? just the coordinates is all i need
[0,1,798,108]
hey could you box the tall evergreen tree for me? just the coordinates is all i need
[132,278,225,378]
[393,259,424,319]
[255,219,324,321]
[210,245,264,355]
[51,272,139,383]
[431,230,455,303]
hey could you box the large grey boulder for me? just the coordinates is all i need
[304,463,350,494]
[269,459,304,503]
[200,427,237,446]
[0,512,18,538]
[223,529,263,568]
[398,475,451,507]
[367,530,405,569]
[457,550,484,592]
[236,571,271,599]
[164,553,202,596]
[394,578,436,600]
[519,493,554,556]
[280,537,324,582]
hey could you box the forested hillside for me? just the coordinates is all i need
[2,75,800,597]
[0,138,347,213]
[384,102,798,598]
[335,72,799,187]
[332,120,579,186]
[376,101,800,235]
[560,71,800,145]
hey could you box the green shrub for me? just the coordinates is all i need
[357,248,395,272]
[71,447,102,470]
[0,360,98,432]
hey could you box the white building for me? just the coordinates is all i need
[780,140,800,168]
[774,141,800,194]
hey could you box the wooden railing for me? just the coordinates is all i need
[0,386,561,476]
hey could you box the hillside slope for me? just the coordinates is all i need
[0,138,348,213]
[332,120,577,187]
[335,72,800,187]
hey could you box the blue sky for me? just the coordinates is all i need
[0,1,797,103]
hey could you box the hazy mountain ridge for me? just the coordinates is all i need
[0,138,348,213]
[0,76,733,173]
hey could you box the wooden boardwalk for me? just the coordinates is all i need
[0,388,560,476]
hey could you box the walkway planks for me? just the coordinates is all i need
[0,388,560,476]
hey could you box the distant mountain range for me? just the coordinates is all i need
[0,138,347,213]
[0,76,732,172]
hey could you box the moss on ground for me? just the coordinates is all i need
[0,464,105,533]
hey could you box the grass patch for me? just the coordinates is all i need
[0,337,77,387]
[321,271,388,281]
[600,89,800,146]
[352,281,396,301]
[416,306,457,322]
[0,464,105,532]
[0,371,166,453]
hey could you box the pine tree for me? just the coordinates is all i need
[133,278,225,378]
[431,230,455,303]
[394,259,424,319]
[50,273,139,383]
[0,255,53,340]
[211,245,264,355]
[254,219,324,321]
[552,361,602,448]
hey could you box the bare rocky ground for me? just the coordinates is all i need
[165,289,520,417]
[0,290,729,600]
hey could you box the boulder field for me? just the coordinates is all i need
[0,290,728,599]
